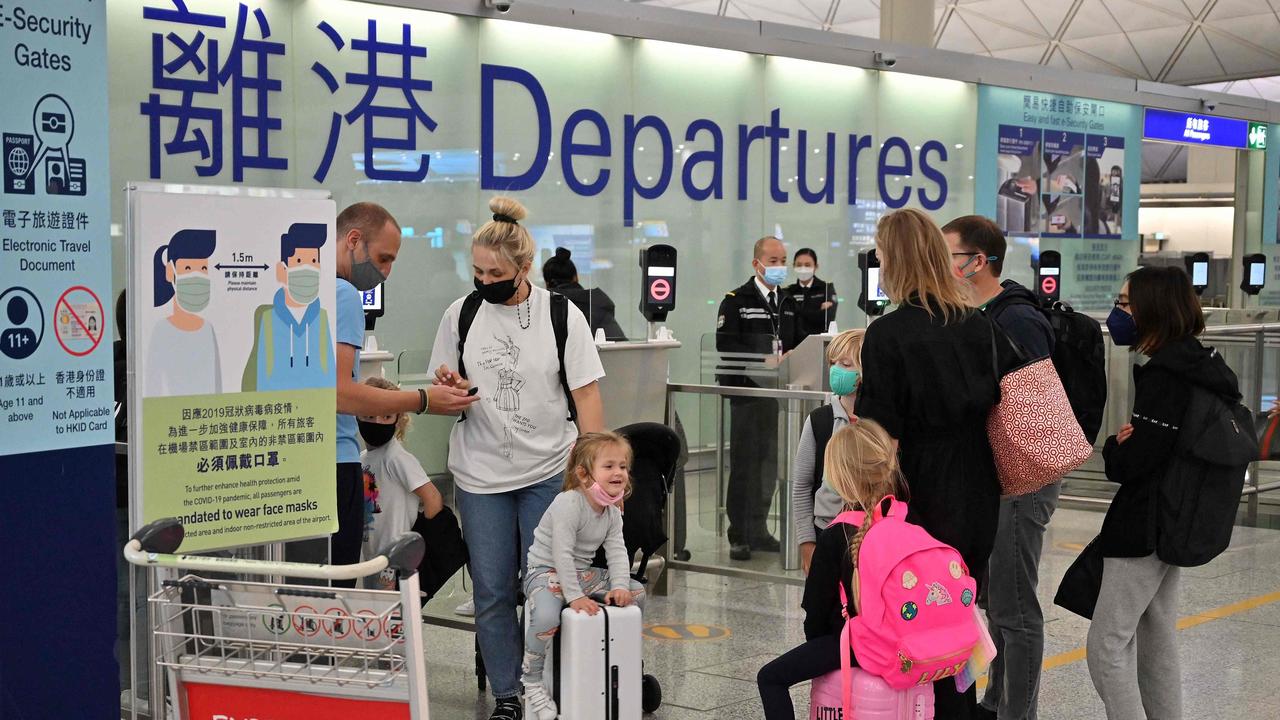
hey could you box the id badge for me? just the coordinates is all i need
[773,336,783,357]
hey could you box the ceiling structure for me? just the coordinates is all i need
[630,0,1280,90]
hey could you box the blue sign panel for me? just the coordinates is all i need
[1143,108,1248,149]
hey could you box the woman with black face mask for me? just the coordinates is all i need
[1090,266,1238,720]
[542,247,627,341]
[427,196,607,720]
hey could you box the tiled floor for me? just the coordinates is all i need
[420,506,1280,718]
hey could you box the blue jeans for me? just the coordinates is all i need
[982,481,1060,720]
[457,472,563,699]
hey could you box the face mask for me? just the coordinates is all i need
[173,272,211,313]
[956,254,981,280]
[829,365,860,396]
[474,276,520,304]
[586,481,624,507]
[795,267,815,282]
[760,264,788,287]
[348,244,386,292]
[358,420,397,448]
[1106,306,1137,347]
[287,265,321,305]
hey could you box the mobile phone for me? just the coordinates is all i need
[467,387,479,396]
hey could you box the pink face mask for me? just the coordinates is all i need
[587,481,624,507]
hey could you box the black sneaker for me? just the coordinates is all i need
[490,697,523,720]
[729,542,752,561]
[973,705,997,720]
[749,535,781,552]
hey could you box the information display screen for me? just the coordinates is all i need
[361,283,383,312]
[1192,262,1208,287]
[1250,262,1265,287]
[867,267,889,301]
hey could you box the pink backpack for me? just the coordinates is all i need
[831,499,978,692]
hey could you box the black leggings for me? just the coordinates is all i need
[331,462,364,588]
[757,634,842,720]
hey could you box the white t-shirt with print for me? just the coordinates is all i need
[429,284,605,494]
[360,440,431,571]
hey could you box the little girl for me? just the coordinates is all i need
[521,432,647,720]
[757,419,903,719]
[359,376,444,590]
[792,329,865,575]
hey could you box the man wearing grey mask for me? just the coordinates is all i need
[328,202,479,584]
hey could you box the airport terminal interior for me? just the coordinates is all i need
[8,1,1280,719]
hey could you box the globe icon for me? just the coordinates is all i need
[7,147,29,176]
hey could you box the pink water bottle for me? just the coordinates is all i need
[810,667,935,720]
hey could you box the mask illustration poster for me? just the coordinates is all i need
[129,185,338,551]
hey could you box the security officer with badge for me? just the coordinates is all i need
[716,236,803,561]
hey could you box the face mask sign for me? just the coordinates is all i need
[287,265,321,305]
[173,266,211,313]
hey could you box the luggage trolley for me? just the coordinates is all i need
[123,518,432,720]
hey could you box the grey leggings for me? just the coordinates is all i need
[520,566,646,685]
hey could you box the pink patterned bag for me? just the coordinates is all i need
[986,331,1093,496]
[809,665,934,720]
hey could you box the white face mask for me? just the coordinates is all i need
[795,267,815,282]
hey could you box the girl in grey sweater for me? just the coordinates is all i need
[521,432,646,720]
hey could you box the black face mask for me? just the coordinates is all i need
[358,420,396,448]
[474,276,520,304]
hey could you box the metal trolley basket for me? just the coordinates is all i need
[124,518,431,720]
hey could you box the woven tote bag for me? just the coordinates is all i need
[985,324,1093,496]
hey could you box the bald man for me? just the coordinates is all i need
[715,236,803,561]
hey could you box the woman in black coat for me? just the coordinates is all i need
[854,208,1019,720]
[1087,266,1237,720]
[785,247,837,341]
[542,247,627,340]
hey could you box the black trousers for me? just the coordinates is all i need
[332,462,364,588]
[757,634,842,719]
[727,395,779,544]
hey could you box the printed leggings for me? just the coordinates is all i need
[520,566,646,686]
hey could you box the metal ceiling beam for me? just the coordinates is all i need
[1040,0,1085,66]
[1155,0,1219,83]
[1153,144,1186,182]
[821,0,841,31]
[932,1,957,48]
[717,0,730,16]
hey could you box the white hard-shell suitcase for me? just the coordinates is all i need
[543,604,642,720]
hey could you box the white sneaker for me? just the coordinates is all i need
[454,597,475,617]
[523,683,558,720]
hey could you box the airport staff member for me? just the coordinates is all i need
[785,247,837,341]
[716,236,803,561]
[331,202,478,585]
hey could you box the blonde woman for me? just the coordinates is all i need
[757,420,904,719]
[791,329,865,575]
[853,208,1019,720]
[429,197,605,720]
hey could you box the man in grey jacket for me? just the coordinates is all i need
[944,215,1055,720]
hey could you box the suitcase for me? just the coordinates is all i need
[543,604,642,720]
[809,666,935,720]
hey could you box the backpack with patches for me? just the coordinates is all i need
[831,499,978,691]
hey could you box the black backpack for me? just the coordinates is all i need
[1156,384,1257,567]
[808,404,836,501]
[989,296,1107,444]
[456,291,577,422]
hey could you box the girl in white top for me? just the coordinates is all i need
[427,196,606,720]
[520,432,646,720]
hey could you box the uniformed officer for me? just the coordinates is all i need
[716,236,803,561]
[785,247,838,342]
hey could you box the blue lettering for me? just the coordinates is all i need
[623,114,674,227]
[878,136,912,208]
[766,108,791,203]
[561,109,611,196]
[917,140,948,210]
[797,130,835,204]
[847,134,873,204]
[682,119,724,201]
[737,123,766,201]
[480,63,550,191]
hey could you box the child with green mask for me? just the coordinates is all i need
[790,329,864,575]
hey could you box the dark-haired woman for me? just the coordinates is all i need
[1088,266,1239,720]
[785,247,837,341]
[542,247,626,341]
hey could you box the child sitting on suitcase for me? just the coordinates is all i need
[758,420,980,720]
[522,432,648,720]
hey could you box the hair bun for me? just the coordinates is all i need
[554,247,571,260]
[488,195,528,223]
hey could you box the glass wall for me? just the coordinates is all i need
[107,0,979,468]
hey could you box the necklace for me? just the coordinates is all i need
[517,281,531,329]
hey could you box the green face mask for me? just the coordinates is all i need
[287,265,321,305]
[173,272,211,313]
[829,364,860,396]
